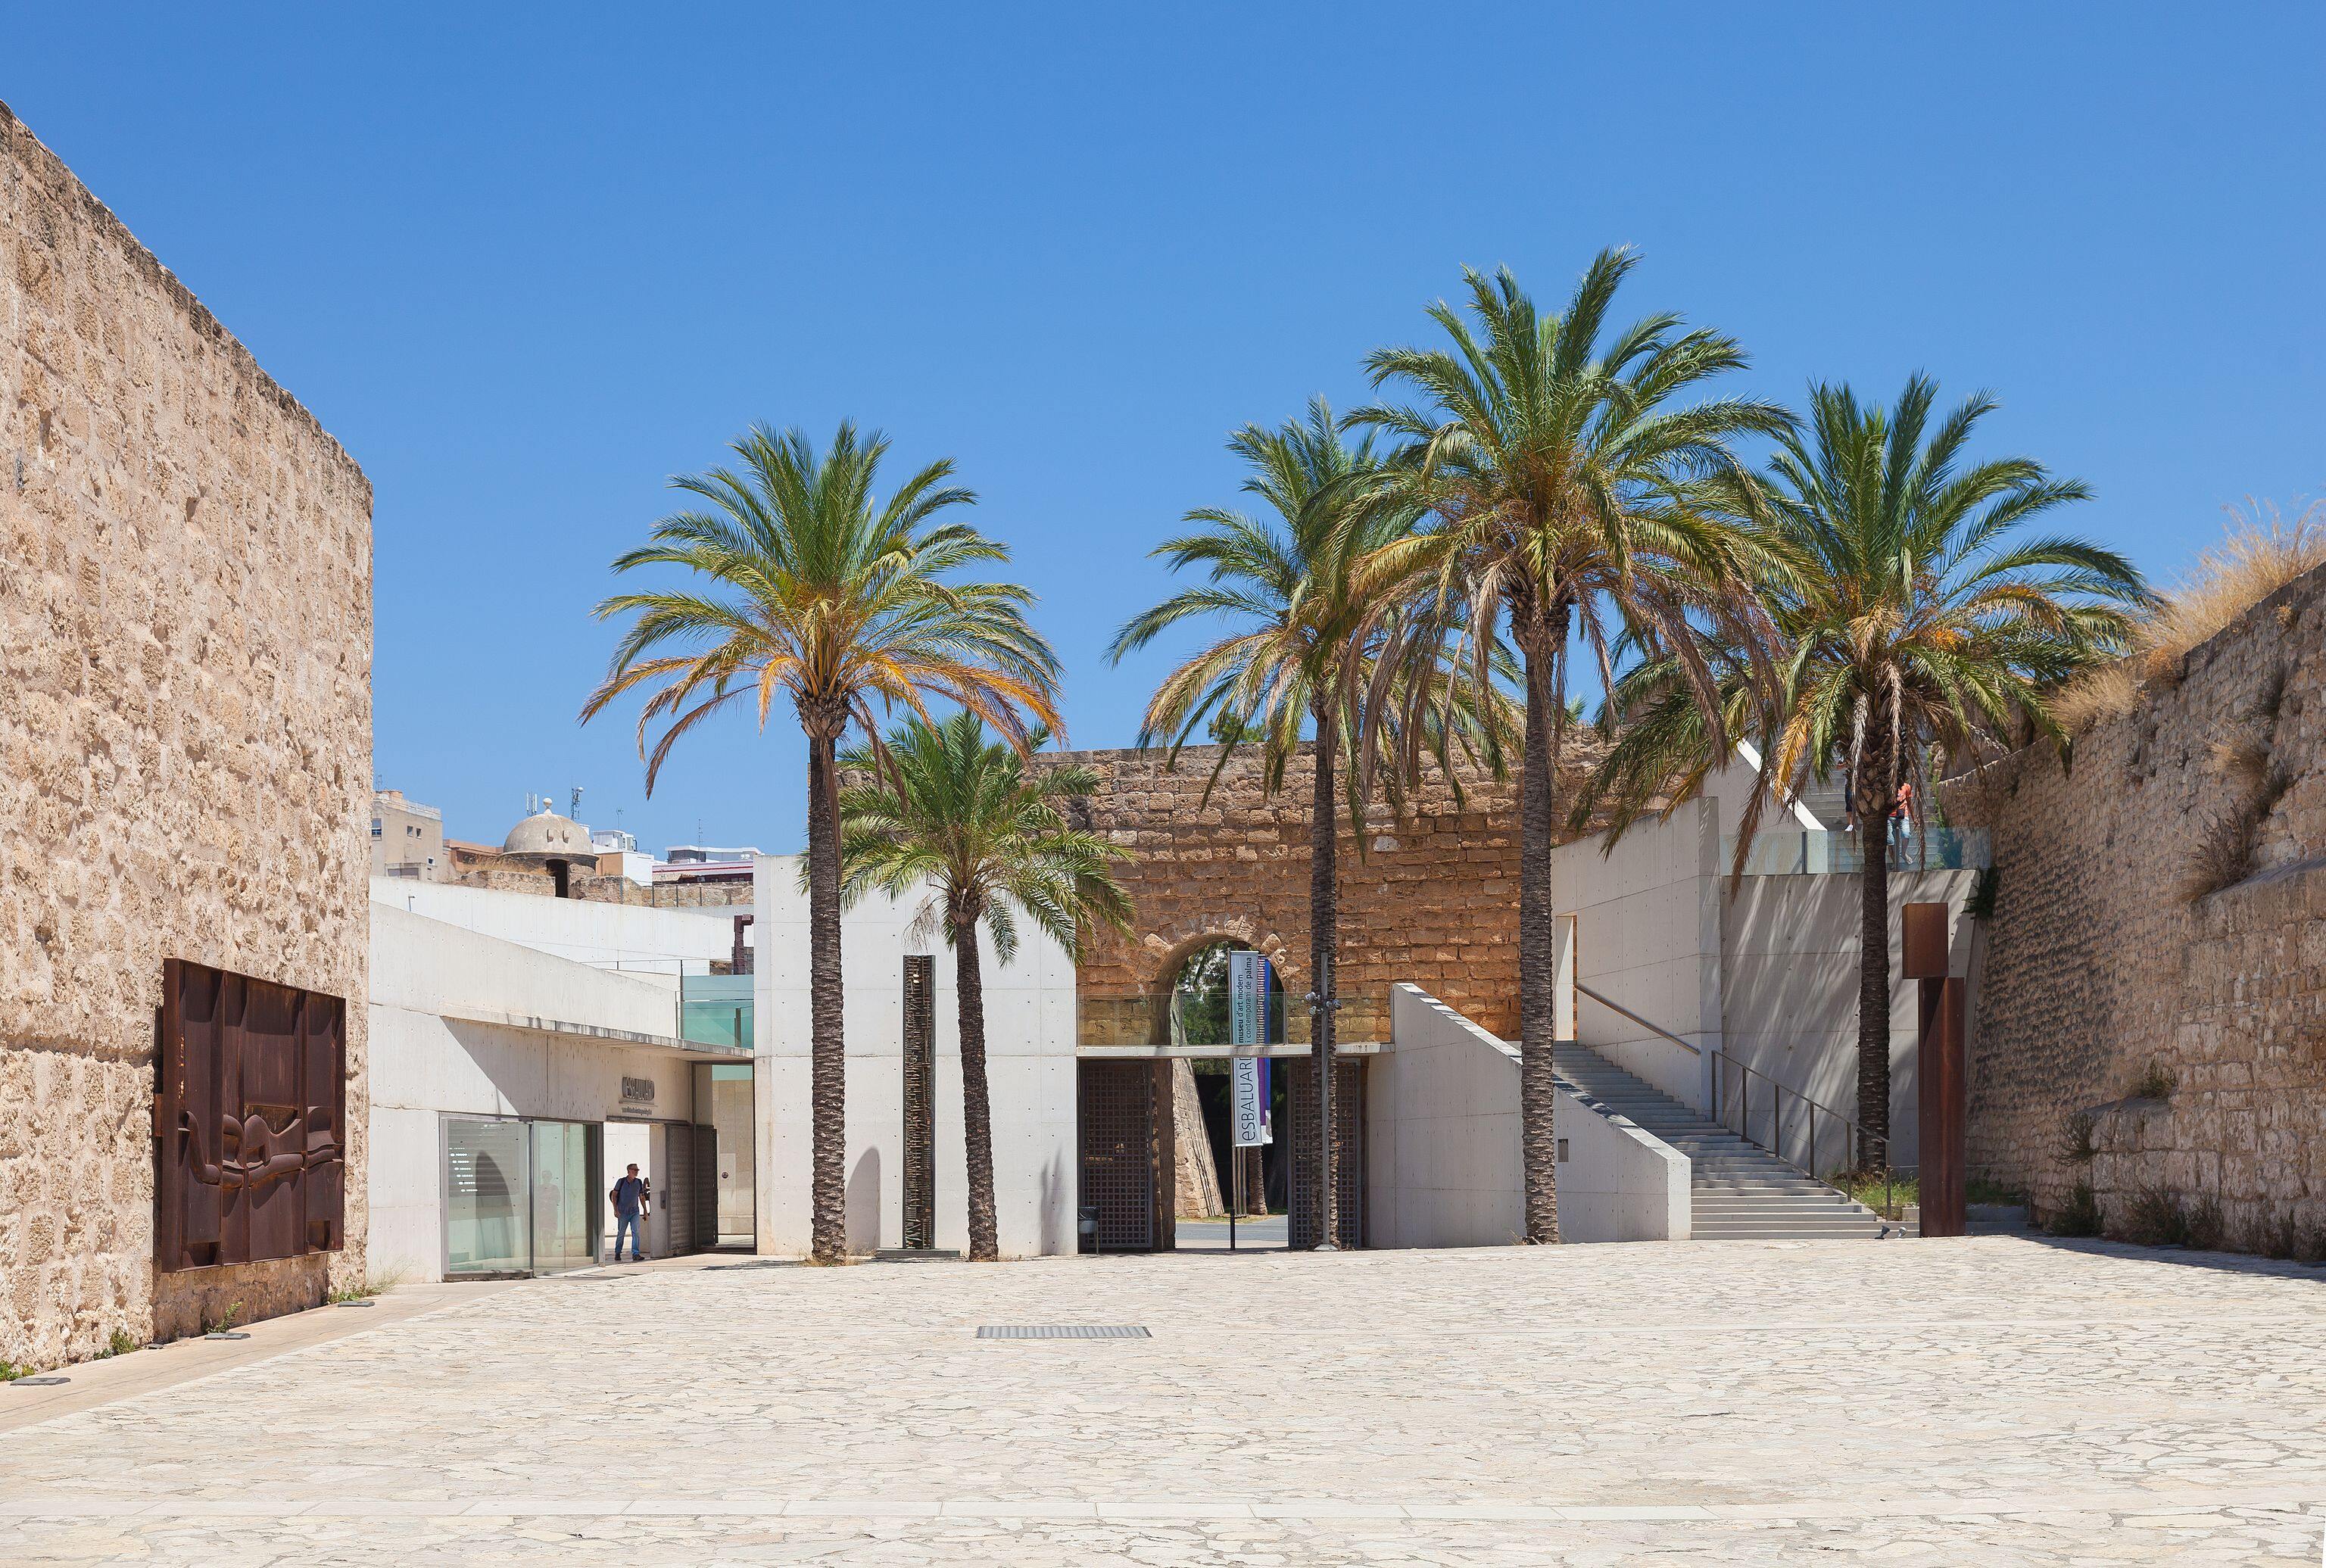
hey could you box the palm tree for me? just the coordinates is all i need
[582,422,1060,1263]
[1108,399,1492,1248]
[1352,251,1791,1243]
[837,713,1133,1260]
[1582,376,2148,1166]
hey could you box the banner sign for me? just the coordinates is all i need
[1228,950,1266,1046]
[1231,1055,1273,1147]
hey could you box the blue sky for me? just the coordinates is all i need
[11,8,2323,855]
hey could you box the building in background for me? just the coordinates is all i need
[366,880,756,1280]
[370,789,445,881]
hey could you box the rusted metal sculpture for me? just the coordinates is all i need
[1901,902,1966,1238]
[153,958,347,1271]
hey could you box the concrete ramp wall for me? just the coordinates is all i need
[1367,984,1690,1246]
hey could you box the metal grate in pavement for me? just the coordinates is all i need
[976,1324,1149,1340]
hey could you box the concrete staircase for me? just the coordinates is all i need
[1553,1043,1888,1241]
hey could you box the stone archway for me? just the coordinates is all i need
[1152,934,1289,1224]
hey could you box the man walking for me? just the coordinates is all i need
[610,1162,649,1262]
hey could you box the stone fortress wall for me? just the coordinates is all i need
[1946,561,2326,1248]
[0,102,374,1365]
[1055,740,1605,1047]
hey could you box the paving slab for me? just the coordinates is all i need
[2,1236,2323,1563]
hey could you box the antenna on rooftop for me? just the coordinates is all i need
[570,785,585,820]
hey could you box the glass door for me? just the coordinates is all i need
[445,1118,530,1274]
[529,1121,599,1273]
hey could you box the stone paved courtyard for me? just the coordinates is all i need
[5,1236,2325,1564]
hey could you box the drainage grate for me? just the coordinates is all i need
[977,1324,1150,1341]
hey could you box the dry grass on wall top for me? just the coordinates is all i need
[2054,497,2326,734]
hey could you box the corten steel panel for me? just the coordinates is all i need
[1917,976,1968,1237]
[1287,1058,1365,1249]
[1900,902,1949,981]
[1077,1061,1156,1251]
[154,959,348,1272]
[901,956,936,1249]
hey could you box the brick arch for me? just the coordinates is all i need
[1140,927,1301,1047]
[1049,743,1588,1048]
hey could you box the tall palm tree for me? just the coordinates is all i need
[837,713,1133,1260]
[582,422,1060,1263]
[1582,376,2147,1167]
[1352,251,1790,1243]
[1108,399,1493,1248]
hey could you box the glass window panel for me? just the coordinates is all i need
[445,1118,529,1274]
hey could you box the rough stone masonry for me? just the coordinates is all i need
[1947,560,2326,1248]
[1056,739,1605,1048]
[0,102,373,1368]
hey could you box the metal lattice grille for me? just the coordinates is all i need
[1077,1061,1156,1251]
[901,955,936,1249]
[1287,1058,1365,1249]
[977,1324,1150,1340]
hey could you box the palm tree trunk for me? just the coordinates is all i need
[953,920,999,1261]
[1516,628,1561,1245]
[1308,707,1340,1249]
[1855,790,1893,1173]
[806,726,847,1263]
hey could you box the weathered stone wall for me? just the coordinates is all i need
[1057,741,1604,1047]
[1945,561,2326,1248]
[0,103,373,1366]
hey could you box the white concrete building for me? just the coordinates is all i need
[365,882,754,1282]
[750,854,1082,1258]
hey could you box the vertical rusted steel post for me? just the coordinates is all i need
[1902,902,1966,1237]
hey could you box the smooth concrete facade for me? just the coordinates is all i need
[376,878,741,985]
[1367,985,1690,1246]
[1554,774,1979,1171]
[752,856,1080,1258]
[366,896,741,1281]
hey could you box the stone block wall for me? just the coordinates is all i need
[1944,561,2326,1247]
[1055,740,1604,1046]
[0,103,373,1367]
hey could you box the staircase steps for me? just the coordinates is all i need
[1554,1043,1888,1241]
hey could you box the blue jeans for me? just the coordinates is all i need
[613,1212,645,1261]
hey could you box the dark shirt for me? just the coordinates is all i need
[612,1175,646,1217]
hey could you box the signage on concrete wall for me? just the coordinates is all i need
[620,1076,656,1110]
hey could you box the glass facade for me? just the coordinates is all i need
[680,974,755,1050]
[444,1116,601,1276]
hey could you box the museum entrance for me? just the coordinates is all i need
[1075,938,1364,1253]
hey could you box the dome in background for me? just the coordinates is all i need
[500,809,592,865]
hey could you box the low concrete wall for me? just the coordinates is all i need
[1367,985,1689,1246]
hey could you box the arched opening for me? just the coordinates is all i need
[1160,938,1287,1240]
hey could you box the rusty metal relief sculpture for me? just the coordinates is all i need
[154,958,348,1270]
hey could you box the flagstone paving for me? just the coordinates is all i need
[5,1235,2325,1563]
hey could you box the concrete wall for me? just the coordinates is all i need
[367,903,708,1281]
[1720,868,1979,1171]
[1367,985,1689,1246]
[0,104,373,1365]
[375,878,738,984]
[1554,798,1722,1108]
[753,856,1080,1258]
[1944,560,2326,1245]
